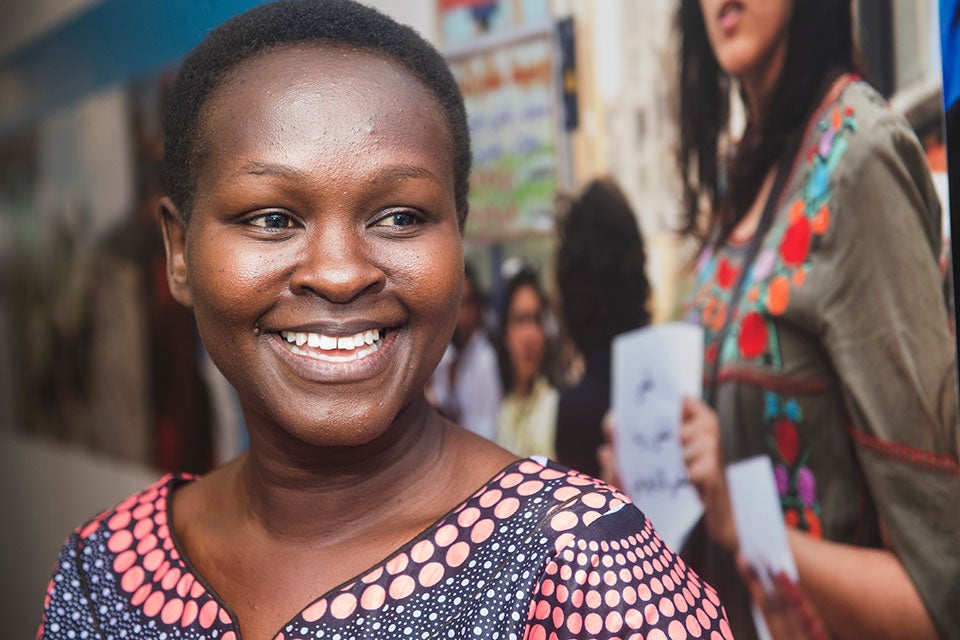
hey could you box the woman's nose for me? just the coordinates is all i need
[289,225,385,303]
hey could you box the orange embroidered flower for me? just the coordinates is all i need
[701,297,716,327]
[711,301,728,332]
[812,204,830,234]
[804,508,823,538]
[768,275,790,315]
[792,268,807,287]
[789,199,805,224]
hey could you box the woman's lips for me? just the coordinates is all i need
[266,326,398,385]
[718,0,744,34]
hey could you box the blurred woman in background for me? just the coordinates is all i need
[495,267,558,459]
[674,0,960,638]
[555,178,652,478]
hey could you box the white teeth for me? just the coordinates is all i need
[288,337,382,363]
[280,329,385,357]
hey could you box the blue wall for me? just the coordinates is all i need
[0,0,267,136]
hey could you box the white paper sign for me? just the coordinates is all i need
[611,322,704,549]
[726,456,799,591]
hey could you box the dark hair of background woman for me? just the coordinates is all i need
[555,179,651,353]
[162,0,471,225]
[677,0,862,245]
[496,267,551,393]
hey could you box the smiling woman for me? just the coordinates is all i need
[163,43,464,447]
[35,2,732,639]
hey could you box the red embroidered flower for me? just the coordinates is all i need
[706,342,719,363]
[716,258,738,289]
[784,508,800,528]
[774,418,800,464]
[779,216,812,266]
[737,311,768,359]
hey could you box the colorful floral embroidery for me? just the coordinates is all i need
[688,103,858,371]
[682,92,859,540]
[765,392,823,537]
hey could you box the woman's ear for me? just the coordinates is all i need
[158,197,193,308]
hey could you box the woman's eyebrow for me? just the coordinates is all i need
[239,161,303,179]
[371,164,443,186]
[236,161,443,186]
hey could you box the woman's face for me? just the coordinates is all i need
[505,284,545,393]
[161,44,463,446]
[698,0,792,83]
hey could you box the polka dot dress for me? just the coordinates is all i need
[38,458,733,640]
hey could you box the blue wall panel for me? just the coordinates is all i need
[0,0,268,135]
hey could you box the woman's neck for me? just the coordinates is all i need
[513,376,534,399]
[740,39,788,125]
[234,394,452,541]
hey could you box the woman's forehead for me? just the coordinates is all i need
[202,42,443,126]
[193,43,453,187]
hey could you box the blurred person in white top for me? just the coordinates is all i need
[430,265,502,440]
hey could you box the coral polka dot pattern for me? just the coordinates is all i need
[37,459,731,640]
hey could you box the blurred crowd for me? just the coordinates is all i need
[427,178,651,476]
[424,2,960,638]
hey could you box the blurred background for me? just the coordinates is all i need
[0,0,948,636]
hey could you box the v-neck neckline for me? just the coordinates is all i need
[162,456,529,639]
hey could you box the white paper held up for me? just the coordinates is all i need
[611,322,704,549]
[726,456,799,592]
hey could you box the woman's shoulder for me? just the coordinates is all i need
[496,458,653,546]
[816,77,924,173]
[501,460,731,639]
[790,75,936,238]
[837,78,897,124]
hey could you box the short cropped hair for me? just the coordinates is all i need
[162,0,471,225]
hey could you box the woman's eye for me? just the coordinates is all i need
[377,211,422,227]
[248,212,294,229]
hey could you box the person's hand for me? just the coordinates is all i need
[737,555,829,640]
[597,411,624,488]
[679,397,738,553]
